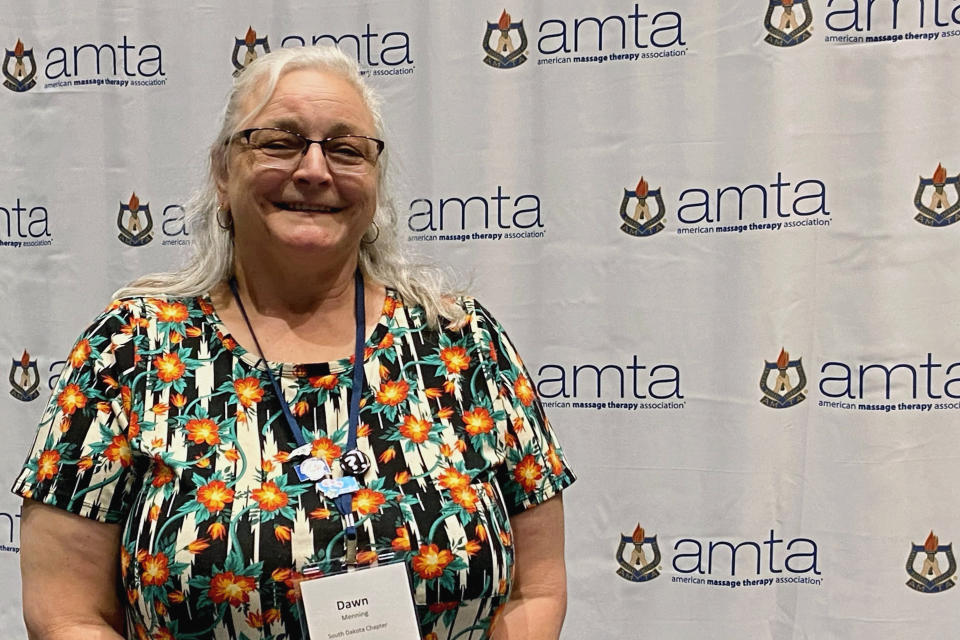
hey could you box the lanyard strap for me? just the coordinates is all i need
[227,270,366,451]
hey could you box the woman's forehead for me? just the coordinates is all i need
[241,69,375,132]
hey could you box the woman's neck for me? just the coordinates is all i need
[210,252,386,364]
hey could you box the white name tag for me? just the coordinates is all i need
[298,560,422,639]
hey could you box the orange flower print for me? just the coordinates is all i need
[155,301,189,323]
[378,332,394,350]
[245,611,264,629]
[378,448,397,463]
[440,346,470,374]
[395,471,411,485]
[171,393,187,408]
[436,406,454,419]
[170,331,182,344]
[36,450,60,481]
[197,480,235,513]
[140,552,170,586]
[514,375,535,406]
[428,602,459,614]
[274,525,292,542]
[399,414,431,443]
[251,481,289,512]
[233,377,264,407]
[153,627,174,640]
[382,296,398,318]
[547,446,564,476]
[438,467,470,491]
[513,455,543,493]
[489,340,498,364]
[475,522,487,542]
[67,339,91,368]
[265,608,282,623]
[451,485,479,513]
[376,379,409,406]
[352,489,386,515]
[392,527,411,552]
[186,326,202,338]
[151,402,169,415]
[224,448,240,463]
[187,538,210,554]
[357,550,379,565]
[208,571,256,607]
[412,544,454,580]
[424,387,443,399]
[440,443,454,457]
[154,353,186,383]
[292,400,309,416]
[128,412,141,439]
[151,459,174,487]
[357,422,371,438]
[149,505,160,521]
[207,522,227,540]
[462,407,494,436]
[77,456,93,471]
[185,418,220,445]
[105,435,133,467]
[57,384,87,416]
[310,438,342,465]
[168,590,185,603]
[309,374,339,390]
[465,539,482,556]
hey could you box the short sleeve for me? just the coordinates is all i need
[468,300,575,516]
[11,300,144,523]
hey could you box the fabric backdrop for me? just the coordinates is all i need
[2,1,959,637]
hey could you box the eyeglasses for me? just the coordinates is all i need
[234,127,385,173]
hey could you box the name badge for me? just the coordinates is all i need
[298,559,422,639]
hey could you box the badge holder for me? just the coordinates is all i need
[295,552,423,640]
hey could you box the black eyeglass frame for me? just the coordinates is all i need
[233,127,385,164]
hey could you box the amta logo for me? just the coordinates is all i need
[763,0,814,47]
[482,10,528,69]
[3,39,37,92]
[3,35,165,91]
[914,163,959,227]
[617,524,823,587]
[115,192,189,248]
[618,170,830,237]
[9,350,39,402]
[906,531,957,594]
[0,197,52,248]
[231,23,413,78]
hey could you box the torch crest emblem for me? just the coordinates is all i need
[906,531,957,593]
[9,350,40,402]
[3,38,37,92]
[117,192,154,247]
[763,0,814,47]
[616,523,662,582]
[232,26,271,77]
[760,347,807,408]
[620,176,666,237]
[913,163,960,227]
[482,10,528,69]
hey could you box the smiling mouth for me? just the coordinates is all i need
[275,202,343,213]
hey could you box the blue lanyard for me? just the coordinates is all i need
[228,269,368,559]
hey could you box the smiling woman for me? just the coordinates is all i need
[13,45,575,640]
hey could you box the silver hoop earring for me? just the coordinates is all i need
[216,205,233,231]
[362,221,380,244]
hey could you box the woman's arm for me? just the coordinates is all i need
[20,499,125,640]
[493,494,567,640]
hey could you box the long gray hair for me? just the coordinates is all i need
[114,45,461,328]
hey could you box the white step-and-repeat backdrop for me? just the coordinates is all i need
[2,1,959,637]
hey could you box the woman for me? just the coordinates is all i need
[14,46,574,640]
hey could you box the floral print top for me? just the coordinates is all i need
[12,289,575,640]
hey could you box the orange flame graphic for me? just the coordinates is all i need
[14,39,24,57]
[777,348,789,369]
[20,350,30,368]
[782,0,795,6]
[636,177,649,198]
[128,192,140,212]
[933,163,947,185]
[245,26,257,46]
[925,531,939,553]
[498,10,512,31]
[632,524,645,544]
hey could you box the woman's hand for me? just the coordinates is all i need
[21,499,125,639]
[493,494,567,640]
